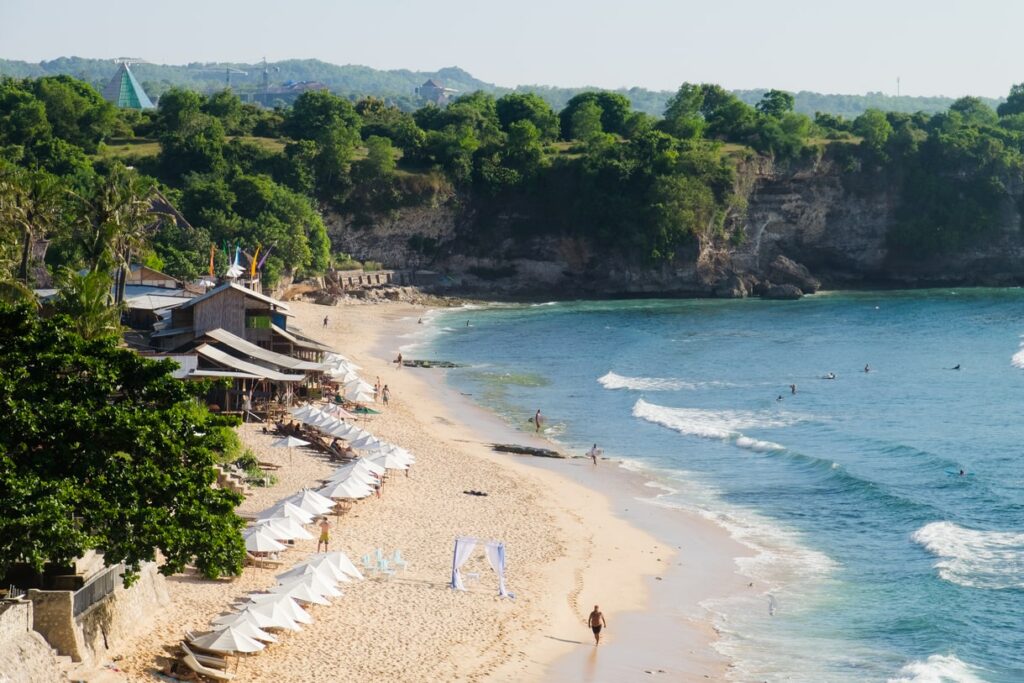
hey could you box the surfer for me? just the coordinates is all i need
[533,409,543,433]
[776,395,783,401]
[587,443,601,465]
[864,364,870,373]
[959,469,965,477]
[952,364,961,370]
[824,372,836,380]
[790,384,797,395]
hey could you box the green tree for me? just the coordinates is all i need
[0,168,66,285]
[949,96,998,127]
[661,83,706,139]
[496,93,559,141]
[32,76,118,153]
[361,135,397,177]
[0,303,246,583]
[853,109,894,157]
[996,83,1024,117]
[756,89,795,118]
[559,92,633,139]
[569,100,604,142]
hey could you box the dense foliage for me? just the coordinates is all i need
[1,57,1001,118]
[0,303,246,584]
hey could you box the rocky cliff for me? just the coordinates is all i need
[324,151,1024,299]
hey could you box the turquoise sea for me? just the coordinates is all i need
[410,291,1024,682]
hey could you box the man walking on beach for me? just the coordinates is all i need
[588,605,607,645]
[323,316,328,328]
[382,384,391,406]
[534,409,543,433]
[317,518,330,552]
[587,443,601,465]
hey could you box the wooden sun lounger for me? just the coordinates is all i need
[245,552,284,569]
[257,461,282,470]
[180,643,229,670]
[181,652,234,681]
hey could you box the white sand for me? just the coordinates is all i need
[111,300,739,682]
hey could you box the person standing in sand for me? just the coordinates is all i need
[588,605,607,645]
[317,518,331,552]
[534,409,543,433]
[587,444,601,465]
[323,316,329,328]
[382,384,391,406]
[395,352,403,369]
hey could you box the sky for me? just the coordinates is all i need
[1,0,1021,98]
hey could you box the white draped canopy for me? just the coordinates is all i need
[450,537,511,598]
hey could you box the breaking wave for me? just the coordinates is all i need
[632,398,791,451]
[887,654,985,683]
[912,521,1024,590]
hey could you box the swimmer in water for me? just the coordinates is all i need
[952,364,961,370]
[776,395,783,401]
[790,384,797,395]
[959,469,965,476]
[864,364,870,373]
[824,372,836,380]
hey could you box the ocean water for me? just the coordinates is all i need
[409,291,1024,682]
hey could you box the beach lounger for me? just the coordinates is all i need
[377,558,397,580]
[360,554,378,575]
[180,643,229,670]
[181,652,235,681]
[246,552,283,569]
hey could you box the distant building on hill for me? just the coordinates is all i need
[101,62,155,110]
[416,78,458,106]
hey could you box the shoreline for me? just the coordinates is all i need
[377,304,750,680]
[107,299,747,682]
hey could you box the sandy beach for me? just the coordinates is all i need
[109,299,745,682]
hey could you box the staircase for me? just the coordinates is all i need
[213,465,251,497]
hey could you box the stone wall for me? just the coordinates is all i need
[0,601,66,683]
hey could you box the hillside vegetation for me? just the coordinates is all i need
[0,56,1003,118]
[3,73,1024,295]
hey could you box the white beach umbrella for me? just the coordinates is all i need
[246,593,313,625]
[189,626,265,654]
[326,460,380,483]
[263,501,315,525]
[313,551,364,580]
[324,468,376,490]
[277,572,343,598]
[285,489,335,515]
[242,597,303,630]
[252,517,314,541]
[244,529,286,553]
[349,434,383,451]
[289,405,316,420]
[209,616,277,643]
[355,458,386,476]
[276,561,347,585]
[326,422,358,438]
[212,607,275,630]
[303,555,352,583]
[269,578,330,606]
[344,388,375,403]
[367,450,409,471]
[270,435,309,463]
[317,478,373,500]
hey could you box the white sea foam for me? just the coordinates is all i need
[599,370,738,391]
[632,398,794,452]
[887,654,985,683]
[912,521,1024,589]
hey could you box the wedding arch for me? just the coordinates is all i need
[450,536,511,598]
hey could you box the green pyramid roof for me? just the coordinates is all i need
[101,63,155,110]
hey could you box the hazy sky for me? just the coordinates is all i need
[2,0,1021,97]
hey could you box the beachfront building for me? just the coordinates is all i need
[101,62,155,110]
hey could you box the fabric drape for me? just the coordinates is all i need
[450,538,477,591]
[484,543,509,598]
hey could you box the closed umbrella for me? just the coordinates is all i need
[244,529,286,553]
[270,435,309,463]
[189,626,265,654]
[246,593,313,625]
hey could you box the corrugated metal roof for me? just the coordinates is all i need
[202,328,326,371]
[195,344,305,382]
[151,326,194,338]
[271,324,334,353]
[189,369,263,379]
[177,282,290,312]
[124,294,192,311]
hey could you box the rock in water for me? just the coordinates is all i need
[768,255,821,293]
[491,444,566,458]
[763,283,804,300]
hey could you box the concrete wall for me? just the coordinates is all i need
[27,588,86,662]
[26,562,170,666]
[0,601,66,683]
[77,563,170,663]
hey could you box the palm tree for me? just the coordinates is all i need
[0,168,65,286]
[74,163,159,304]
[52,267,122,340]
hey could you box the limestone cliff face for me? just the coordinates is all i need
[323,153,1024,298]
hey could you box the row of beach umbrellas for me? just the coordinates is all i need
[190,551,364,655]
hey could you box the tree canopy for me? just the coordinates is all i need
[0,303,246,584]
